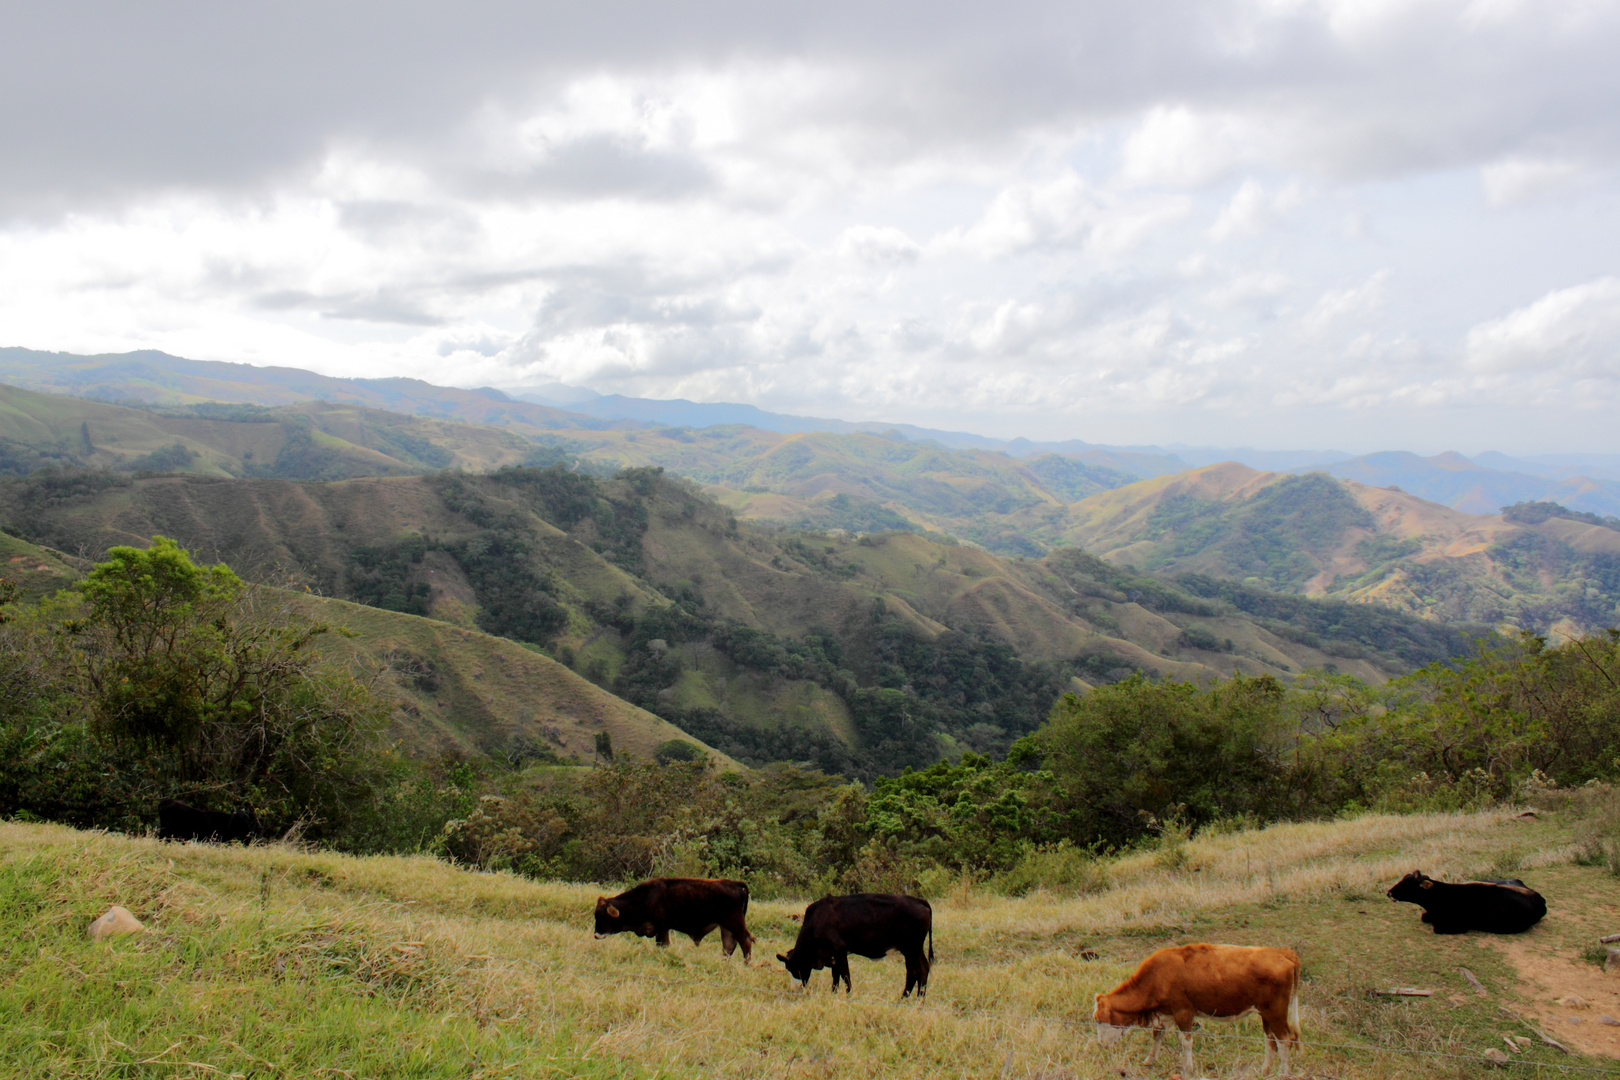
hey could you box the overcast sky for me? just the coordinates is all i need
[3,1,1619,452]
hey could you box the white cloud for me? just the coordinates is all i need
[1466,278,1620,378]
[837,225,921,265]
[1480,156,1587,206]
[1120,107,1262,189]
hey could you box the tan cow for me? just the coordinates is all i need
[1093,943,1300,1076]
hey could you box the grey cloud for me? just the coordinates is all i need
[533,278,762,334]
[337,200,481,243]
[252,287,443,326]
[472,136,715,200]
[7,1,1620,212]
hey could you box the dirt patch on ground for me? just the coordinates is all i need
[1493,936,1620,1057]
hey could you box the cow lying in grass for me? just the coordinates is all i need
[157,799,258,844]
[1386,870,1546,934]
[593,877,755,961]
[1094,943,1300,1077]
[778,893,934,999]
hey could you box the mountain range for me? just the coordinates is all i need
[6,346,1618,516]
[7,344,1620,773]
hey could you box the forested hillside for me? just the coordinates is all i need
[1060,463,1620,634]
[6,372,1615,638]
[0,465,1474,777]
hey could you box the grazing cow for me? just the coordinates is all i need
[593,877,754,961]
[157,799,257,844]
[1386,870,1546,934]
[777,893,933,999]
[1094,943,1300,1077]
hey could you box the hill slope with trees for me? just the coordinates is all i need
[0,465,1480,776]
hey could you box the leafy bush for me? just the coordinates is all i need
[0,539,391,836]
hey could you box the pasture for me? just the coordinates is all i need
[1,801,1615,1079]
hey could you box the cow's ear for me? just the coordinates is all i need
[606,904,620,918]
[777,953,789,963]
[1419,879,1434,889]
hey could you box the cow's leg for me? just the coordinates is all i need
[1431,921,1467,935]
[721,928,737,957]
[916,951,929,1000]
[655,929,671,948]
[1144,1028,1161,1064]
[902,950,919,999]
[835,953,852,994]
[1262,1030,1276,1076]
[1178,1028,1195,1077]
[723,917,754,963]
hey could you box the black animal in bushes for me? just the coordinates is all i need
[157,799,258,844]
[1386,870,1546,934]
[593,877,755,961]
[778,892,934,998]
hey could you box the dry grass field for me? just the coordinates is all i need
[4,801,1617,1079]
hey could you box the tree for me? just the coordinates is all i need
[1029,673,1292,846]
[60,537,389,830]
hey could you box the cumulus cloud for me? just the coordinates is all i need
[1466,278,1620,378]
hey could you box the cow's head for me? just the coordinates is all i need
[1093,993,1134,1046]
[777,947,816,987]
[1387,870,1432,903]
[594,897,625,938]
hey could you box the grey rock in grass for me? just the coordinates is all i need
[1484,1047,1510,1065]
[88,905,143,939]
[1600,1015,1620,1027]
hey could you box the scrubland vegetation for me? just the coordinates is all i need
[4,536,1620,895]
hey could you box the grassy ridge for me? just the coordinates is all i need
[2,803,1609,1079]
[0,383,546,480]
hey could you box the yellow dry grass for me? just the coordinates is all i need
[5,805,1602,1079]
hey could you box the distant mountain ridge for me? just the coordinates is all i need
[6,348,1618,511]
[2,347,1619,630]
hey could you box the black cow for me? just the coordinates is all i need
[157,799,258,844]
[1387,870,1546,934]
[593,877,754,961]
[778,892,934,998]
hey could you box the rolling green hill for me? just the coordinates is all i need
[0,465,1480,776]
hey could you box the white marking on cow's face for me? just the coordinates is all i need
[1095,1023,1126,1047]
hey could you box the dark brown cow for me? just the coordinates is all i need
[593,877,754,961]
[777,893,933,998]
[157,799,257,844]
[1386,870,1546,934]
[1094,943,1300,1077]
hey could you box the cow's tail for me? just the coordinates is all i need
[928,919,934,964]
[1286,962,1301,1040]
